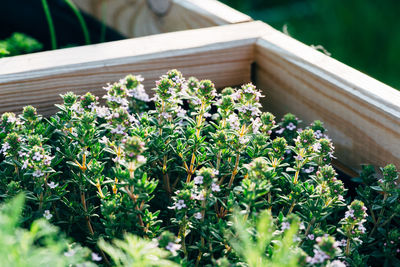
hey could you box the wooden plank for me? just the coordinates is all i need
[254,23,400,172]
[0,21,267,116]
[74,0,252,37]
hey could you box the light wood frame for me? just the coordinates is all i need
[0,21,399,175]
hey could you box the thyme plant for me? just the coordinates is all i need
[0,70,398,266]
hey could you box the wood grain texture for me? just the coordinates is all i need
[254,24,400,172]
[0,18,398,174]
[74,0,252,37]
[0,21,269,116]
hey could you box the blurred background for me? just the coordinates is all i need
[221,0,400,89]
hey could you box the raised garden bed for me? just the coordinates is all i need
[1,21,398,175]
[1,3,400,266]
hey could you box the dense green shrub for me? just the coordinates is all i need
[0,70,398,266]
[0,33,43,58]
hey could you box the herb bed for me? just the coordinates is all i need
[0,21,398,173]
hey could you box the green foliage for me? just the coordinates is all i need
[0,194,94,267]
[0,70,398,266]
[352,164,400,266]
[99,234,178,267]
[222,0,400,89]
[0,33,43,58]
[227,209,300,267]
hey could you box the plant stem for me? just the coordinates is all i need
[369,193,387,237]
[380,213,396,227]
[228,153,240,188]
[178,222,188,257]
[293,169,300,184]
[80,191,95,235]
[80,190,110,265]
[64,0,91,45]
[162,155,171,194]
[216,150,222,170]
[299,218,315,246]
[100,0,107,42]
[287,200,296,215]
[345,236,351,256]
[186,147,197,183]
[124,186,145,229]
[195,198,207,267]
[41,0,57,50]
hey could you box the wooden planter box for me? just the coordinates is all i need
[0,4,399,177]
[74,0,251,38]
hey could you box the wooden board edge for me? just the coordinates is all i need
[0,21,267,83]
[253,23,400,173]
[174,0,252,25]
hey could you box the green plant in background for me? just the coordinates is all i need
[0,70,398,266]
[41,0,91,50]
[226,209,301,267]
[352,164,400,266]
[221,0,400,89]
[99,234,179,267]
[0,194,94,267]
[0,33,43,58]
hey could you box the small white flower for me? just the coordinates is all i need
[307,234,315,240]
[314,130,323,139]
[276,128,285,134]
[43,155,54,166]
[327,260,346,267]
[110,125,126,135]
[32,151,43,161]
[21,160,29,169]
[136,155,146,164]
[194,212,202,220]
[95,106,111,118]
[175,200,186,210]
[47,181,59,189]
[281,222,290,231]
[91,252,102,262]
[166,242,181,255]
[239,137,249,145]
[286,122,296,131]
[227,114,240,130]
[294,154,303,161]
[176,107,186,118]
[293,235,301,242]
[345,209,354,219]
[191,97,201,105]
[88,102,96,111]
[99,136,109,144]
[7,116,16,123]
[2,142,10,152]
[195,193,205,201]
[358,223,366,234]
[299,222,305,230]
[203,112,212,118]
[193,176,203,185]
[303,166,315,173]
[211,183,220,192]
[312,143,322,152]
[64,249,76,257]
[32,170,44,177]
[160,112,172,120]
[43,210,53,220]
